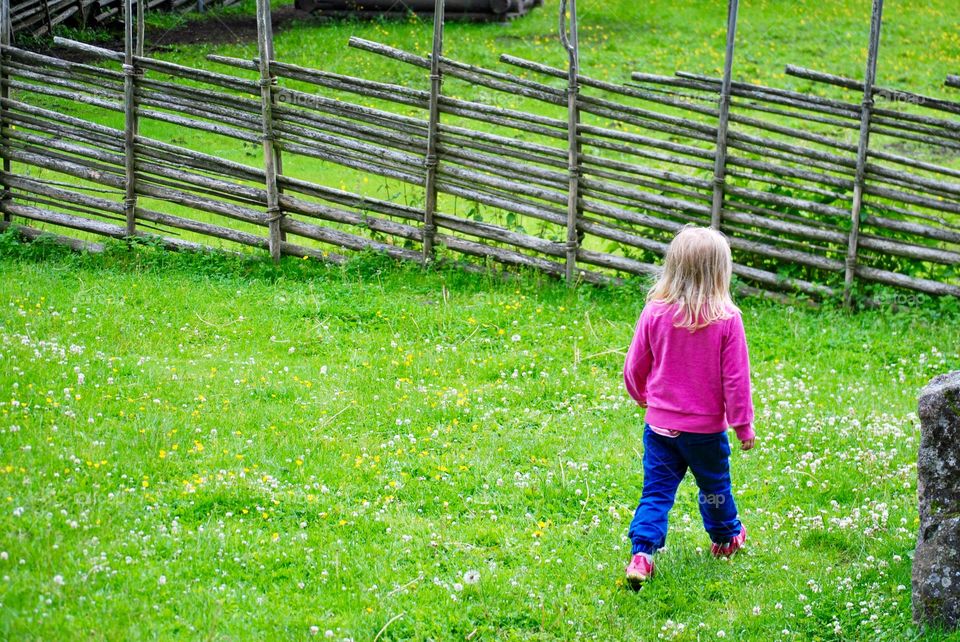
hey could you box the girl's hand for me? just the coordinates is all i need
[739,437,755,451]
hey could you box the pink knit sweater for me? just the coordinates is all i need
[623,300,755,441]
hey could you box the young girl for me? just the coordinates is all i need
[622,226,755,589]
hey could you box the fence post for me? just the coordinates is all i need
[255,0,283,262]
[137,0,143,57]
[421,0,444,263]
[844,0,884,308]
[710,0,738,230]
[122,0,140,236]
[560,0,580,285]
[1,0,10,224]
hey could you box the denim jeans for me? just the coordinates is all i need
[628,424,742,555]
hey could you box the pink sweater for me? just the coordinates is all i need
[623,300,755,441]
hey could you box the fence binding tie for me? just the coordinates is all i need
[424,153,438,168]
[266,206,283,222]
[422,223,437,234]
[122,63,136,76]
[123,197,136,208]
[564,240,578,252]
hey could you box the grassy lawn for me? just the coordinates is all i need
[1,234,959,639]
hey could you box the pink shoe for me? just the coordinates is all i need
[711,525,747,558]
[625,553,655,589]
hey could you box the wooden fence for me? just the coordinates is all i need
[1,0,959,303]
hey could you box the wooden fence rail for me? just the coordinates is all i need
[0,0,958,303]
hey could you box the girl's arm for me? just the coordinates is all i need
[623,313,652,406]
[722,313,755,442]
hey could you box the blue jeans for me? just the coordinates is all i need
[628,424,742,555]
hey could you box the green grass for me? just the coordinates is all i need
[1,232,959,640]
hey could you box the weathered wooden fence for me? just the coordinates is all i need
[1,0,959,303]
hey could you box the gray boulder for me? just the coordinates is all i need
[913,370,960,630]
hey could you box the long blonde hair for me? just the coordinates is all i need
[647,226,738,330]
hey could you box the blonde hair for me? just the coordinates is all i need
[647,225,738,330]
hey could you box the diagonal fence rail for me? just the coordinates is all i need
[0,0,958,303]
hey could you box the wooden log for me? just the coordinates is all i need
[256,0,282,262]
[2,96,124,141]
[209,52,568,136]
[3,201,133,238]
[576,214,834,297]
[133,206,268,249]
[137,79,261,116]
[274,107,426,157]
[558,0,581,284]
[0,220,105,252]
[671,70,959,135]
[856,264,960,297]
[347,37,565,105]
[725,165,850,202]
[6,133,126,181]
[271,86,425,133]
[5,136,268,229]
[436,143,566,192]
[280,215,422,262]
[785,64,960,117]
[711,0,738,228]
[136,134,426,225]
[135,180,269,226]
[9,191,128,226]
[53,36,260,94]
[0,44,122,81]
[863,181,960,218]
[2,6,13,224]
[631,73,960,151]
[137,92,261,132]
[2,172,122,214]
[278,136,424,185]
[578,124,714,163]
[866,164,960,201]
[421,0,444,263]
[123,0,138,235]
[3,61,123,98]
